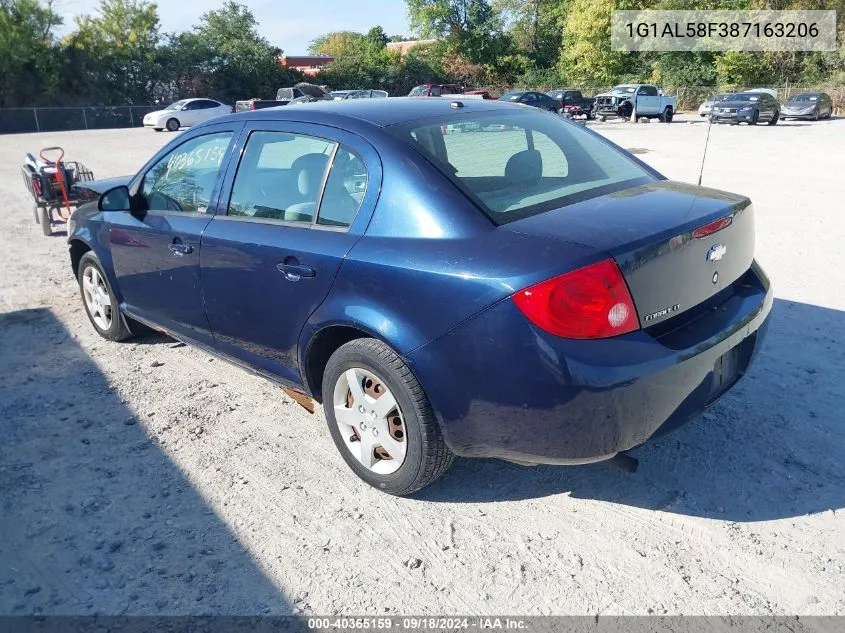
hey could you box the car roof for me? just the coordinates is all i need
[791,92,823,97]
[214,97,517,128]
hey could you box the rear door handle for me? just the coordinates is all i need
[276,261,315,282]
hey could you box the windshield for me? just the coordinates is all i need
[408,85,428,97]
[388,110,654,225]
[500,92,524,101]
[712,94,730,102]
[790,94,819,102]
[165,100,188,110]
[611,85,636,93]
[727,93,760,102]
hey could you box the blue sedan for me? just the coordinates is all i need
[68,98,772,495]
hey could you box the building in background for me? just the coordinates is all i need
[280,55,335,76]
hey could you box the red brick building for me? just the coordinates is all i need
[280,55,335,76]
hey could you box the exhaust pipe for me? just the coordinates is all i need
[606,451,639,473]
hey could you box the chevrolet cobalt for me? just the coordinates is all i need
[68,98,772,495]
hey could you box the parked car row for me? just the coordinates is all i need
[148,86,836,134]
[703,90,834,126]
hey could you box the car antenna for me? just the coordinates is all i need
[697,114,714,186]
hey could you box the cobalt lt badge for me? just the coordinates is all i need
[706,243,727,262]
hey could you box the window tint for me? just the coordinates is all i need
[140,132,231,213]
[389,111,652,225]
[228,131,336,223]
[430,86,442,96]
[522,93,538,103]
[638,86,658,96]
[317,148,367,228]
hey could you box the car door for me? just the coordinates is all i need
[636,86,660,114]
[107,123,241,346]
[537,93,559,111]
[200,122,381,384]
[520,93,539,108]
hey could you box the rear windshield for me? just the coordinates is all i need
[387,110,654,225]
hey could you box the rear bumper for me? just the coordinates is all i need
[407,262,772,464]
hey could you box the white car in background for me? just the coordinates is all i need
[142,99,231,132]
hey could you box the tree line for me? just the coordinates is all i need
[2,0,844,109]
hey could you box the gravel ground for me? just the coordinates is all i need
[1,114,844,616]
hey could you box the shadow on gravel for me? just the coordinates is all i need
[0,308,290,615]
[420,298,845,522]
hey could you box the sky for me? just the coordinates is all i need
[54,0,414,54]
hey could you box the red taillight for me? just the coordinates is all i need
[249,103,256,110]
[692,216,732,239]
[511,259,638,339]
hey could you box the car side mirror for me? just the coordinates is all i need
[658,90,664,96]
[98,185,131,212]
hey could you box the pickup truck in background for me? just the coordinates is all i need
[594,84,677,122]
[546,88,596,118]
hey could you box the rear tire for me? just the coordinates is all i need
[166,118,180,132]
[38,206,52,236]
[78,252,133,342]
[153,127,163,132]
[322,338,454,496]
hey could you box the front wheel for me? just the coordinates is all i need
[165,118,180,132]
[78,252,133,342]
[323,338,454,496]
[660,107,674,122]
[749,111,759,125]
[768,111,779,126]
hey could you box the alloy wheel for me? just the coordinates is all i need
[332,367,407,475]
[82,266,113,331]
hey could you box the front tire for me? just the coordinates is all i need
[768,111,779,126]
[749,110,759,125]
[166,118,180,132]
[78,252,133,342]
[660,106,674,122]
[322,338,454,496]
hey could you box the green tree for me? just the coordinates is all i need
[164,2,299,102]
[0,0,62,106]
[65,0,162,104]
[407,0,509,65]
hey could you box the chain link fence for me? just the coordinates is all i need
[0,106,160,135]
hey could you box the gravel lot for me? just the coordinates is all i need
[1,114,844,616]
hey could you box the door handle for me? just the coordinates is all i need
[276,261,315,282]
[168,239,193,257]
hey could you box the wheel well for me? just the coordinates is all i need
[305,325,372,403]
[69,240,91,278]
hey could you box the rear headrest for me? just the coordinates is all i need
[505,149,543,186]
[292,153,329,197]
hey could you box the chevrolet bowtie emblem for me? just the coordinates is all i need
[707,244,727,262]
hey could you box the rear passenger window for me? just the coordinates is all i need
[228,131,335,223]
[318,148,367,228]
[227,130,366,229]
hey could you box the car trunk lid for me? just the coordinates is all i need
[503,180,755,328]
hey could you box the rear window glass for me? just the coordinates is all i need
[388,111,654,225]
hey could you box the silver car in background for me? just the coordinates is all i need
[698,93,730,117]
